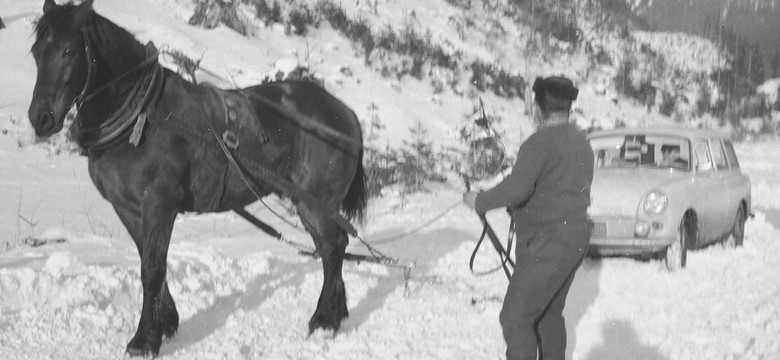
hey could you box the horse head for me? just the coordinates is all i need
[29,0,153,147]
[28,0,95,138]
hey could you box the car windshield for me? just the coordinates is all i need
[590,134,691,171]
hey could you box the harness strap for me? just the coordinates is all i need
[78,43,164,150]
[75,31,97,105]
[235,206,409,270]
[234,208,283,239]
[250,94,358,157]
[469,215,515,280]
[211,89,269,150]
[222,96,241,149]
[202,89,358,237]
[75,41,161,106]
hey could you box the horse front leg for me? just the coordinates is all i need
[296,204,350,334]
[117,190,181,357]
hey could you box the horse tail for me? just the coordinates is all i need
[342,147,368,223]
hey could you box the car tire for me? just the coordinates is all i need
[725,205,746,248]
[665,217,692,271]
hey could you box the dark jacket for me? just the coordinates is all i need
[475,123,594,227]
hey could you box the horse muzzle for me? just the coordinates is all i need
[28,102,66,138]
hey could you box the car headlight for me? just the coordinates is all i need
[644,190,668,215]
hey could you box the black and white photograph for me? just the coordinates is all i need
[1,0,779,359]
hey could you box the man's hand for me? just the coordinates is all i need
[463,191,478,210]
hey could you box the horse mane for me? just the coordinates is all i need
[85,14,147,74]
[33,2,147,75]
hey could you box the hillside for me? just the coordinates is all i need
[3,0,737,154]
[4,0,774,215]
[2,0,760,243]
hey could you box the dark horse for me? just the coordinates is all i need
[28,0,367,356]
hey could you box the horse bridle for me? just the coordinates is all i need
[72,32,97,108]
[72,31,160,109]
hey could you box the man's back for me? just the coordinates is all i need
[463,75,591,360]
[516,123,594,226]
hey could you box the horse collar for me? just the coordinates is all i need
[77,42,165,150]
[74,32,160,107]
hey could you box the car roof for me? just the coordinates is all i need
[587,127,732,141]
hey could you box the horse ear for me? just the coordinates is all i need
[43,0,56,13]
[73,0,95,24]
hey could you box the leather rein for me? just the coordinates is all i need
[470,214,515,280]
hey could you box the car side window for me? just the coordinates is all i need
[710,138,728,170]
[723,140,740,169]
[694,139,713,172]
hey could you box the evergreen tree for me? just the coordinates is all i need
[400,119,433,191]
[362,103,395,197]
[364,103,384,160]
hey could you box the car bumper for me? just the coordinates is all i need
[588,237,675,256]
[588,215,675,256]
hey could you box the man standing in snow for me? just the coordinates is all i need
[463,76,593,360]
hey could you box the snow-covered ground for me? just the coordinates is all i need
[2,0,780,359]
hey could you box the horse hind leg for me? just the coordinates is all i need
[295,202,350,334]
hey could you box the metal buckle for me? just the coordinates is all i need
[223,130,239,149]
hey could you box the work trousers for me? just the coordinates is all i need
[499,220,589,360]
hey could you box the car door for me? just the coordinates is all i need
[690,138,728,245]
[707,138,734,240]
[720,139,751,230]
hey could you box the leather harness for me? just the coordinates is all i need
[74,37,359,237]
[74,35,164,150]
[208,86,269,151]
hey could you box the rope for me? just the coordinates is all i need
[258,191,462,242]
[364,200,461,245]
[251,192,462,275]
[258,197,460,254]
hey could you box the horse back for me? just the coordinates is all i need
[243,81,363,144]
[239,81,363,195]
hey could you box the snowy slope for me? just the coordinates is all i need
[2,0,780,359]
[1,143,780,360]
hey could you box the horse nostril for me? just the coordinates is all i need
[32,112,56,136]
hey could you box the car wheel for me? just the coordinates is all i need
[665,218,692,271]
[725,206,746,248]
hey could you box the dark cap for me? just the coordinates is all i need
[532,76,579,101]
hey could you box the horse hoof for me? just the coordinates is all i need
[126,337,160,358]
[307,312,345,335]
[162,308,179,340]
[308,327,337,340]
[162,324,178,341]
